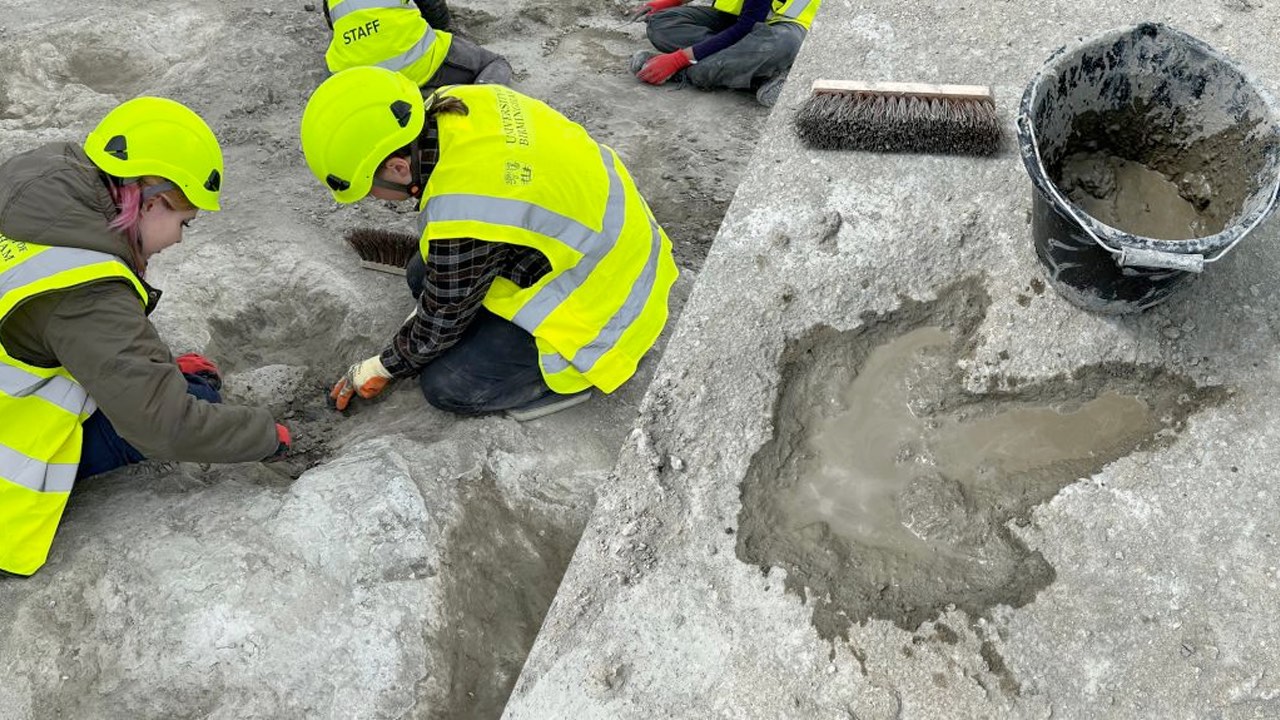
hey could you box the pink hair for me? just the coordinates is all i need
[106,181,146,273]
[108,182,143,240]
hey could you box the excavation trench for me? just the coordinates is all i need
[2,0,764,716]
[197,267,615,719]
[737,280,1227,639]
[416,465,580,720]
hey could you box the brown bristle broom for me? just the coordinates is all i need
[343,228,420,275]
[794,80,1001,156]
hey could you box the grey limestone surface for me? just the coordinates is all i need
[505,1,1280,718]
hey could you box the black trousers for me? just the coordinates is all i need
[405,255,553,415]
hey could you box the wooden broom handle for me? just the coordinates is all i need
[810,80,994,101]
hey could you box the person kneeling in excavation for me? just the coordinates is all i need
[628,0,821,107]
[323,0,512,90]
[301,67,679,420]
[0,98,292,577]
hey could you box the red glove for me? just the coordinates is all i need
[637,50,693,85]
[639,0,683,15]
[176,352,222,391]
[266,423,292,461]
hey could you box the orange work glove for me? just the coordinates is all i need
[330,355,394,411]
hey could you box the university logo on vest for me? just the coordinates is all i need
[0,235,30,263]
[496,88,531,148]
[504,160,533,186]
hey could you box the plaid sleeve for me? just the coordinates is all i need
[379,238,507,378]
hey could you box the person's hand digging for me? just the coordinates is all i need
[265,423,292,461]
[633,0,683,16]
[330,356,394,411]
[637,49,693,85]
[175,352,222,391]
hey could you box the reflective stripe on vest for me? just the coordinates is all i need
[325,0,452,86]
[416,85,678,394]
[0,364,97,417]
[0,236,148,576]
[419,145,661,378]
[0,444,76,493]
[328,0,406,23]
[375,28,436,74]
[711,0,821,29]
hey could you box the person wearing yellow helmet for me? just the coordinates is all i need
[301,67,678,421]
[0,97,291,577]
[321,0,511,91]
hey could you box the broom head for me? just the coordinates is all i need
[794,80,1001,156]
[344,228,420,275]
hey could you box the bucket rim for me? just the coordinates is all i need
[1016,22,1280,259]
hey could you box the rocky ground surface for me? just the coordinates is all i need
[0,1,768,718]
[504,2,1280,719]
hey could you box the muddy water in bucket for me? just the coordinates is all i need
[1018,23,1280,314]
[1060,152,1218,240]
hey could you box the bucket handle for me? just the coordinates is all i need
[1017,113,1280,273]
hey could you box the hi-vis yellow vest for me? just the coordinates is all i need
[325,0,454,87]
[417,85,678,395]
[712,0,821,29]
[0,236,148,576]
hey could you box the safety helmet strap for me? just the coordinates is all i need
[140,181,180,201]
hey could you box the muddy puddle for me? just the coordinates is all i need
[783,326,1154,560]
[738,282,1226,638]
[1060,151,1219,239]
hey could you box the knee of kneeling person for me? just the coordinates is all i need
[418,366,486,415]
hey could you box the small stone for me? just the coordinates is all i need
[304,2,316,10]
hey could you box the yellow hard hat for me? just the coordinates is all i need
[84,97,224,212]
[300,66,424,204]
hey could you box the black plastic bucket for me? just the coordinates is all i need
[1018,23,1280,314]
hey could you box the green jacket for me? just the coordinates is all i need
[0,142,277,463]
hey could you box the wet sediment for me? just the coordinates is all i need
[737,281,1227,638]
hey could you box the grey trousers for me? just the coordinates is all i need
[646,6,805,90]
[423,34,513,89]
